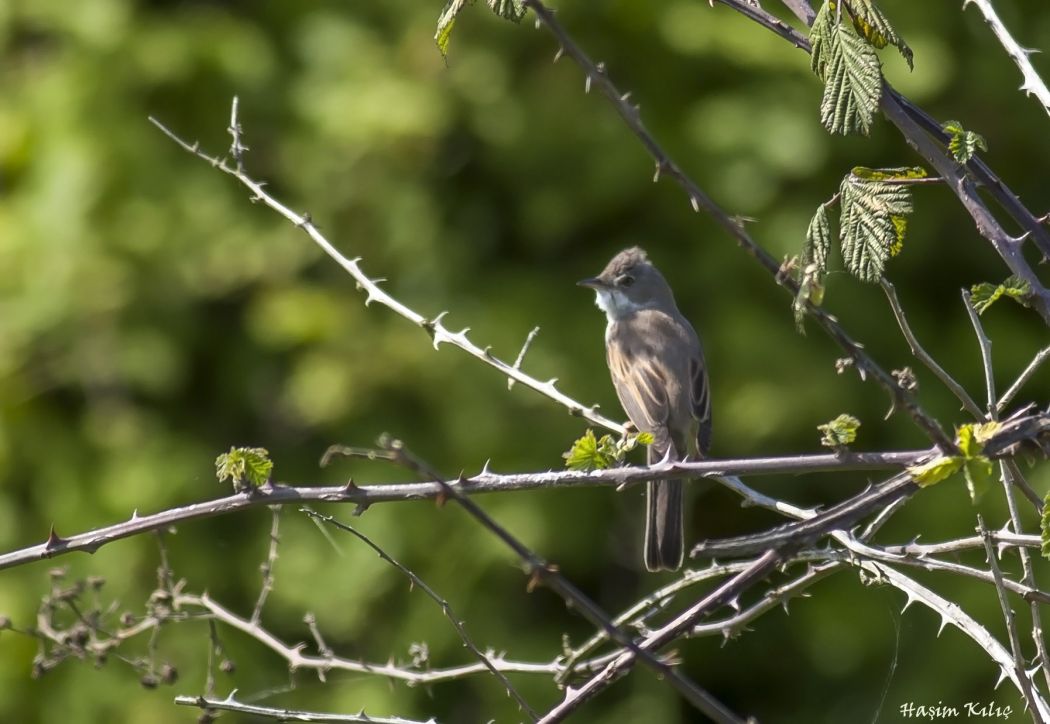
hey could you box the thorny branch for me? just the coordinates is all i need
[0,447,938,571]
[148,111,627,436]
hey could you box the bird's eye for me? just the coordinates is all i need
[616,274,635,287]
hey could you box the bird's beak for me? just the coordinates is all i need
[577,276,604,289]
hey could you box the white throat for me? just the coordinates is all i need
[593,289,645,338]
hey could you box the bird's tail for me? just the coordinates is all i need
[644,477,684,572]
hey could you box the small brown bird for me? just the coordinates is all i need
[579,247,711,571]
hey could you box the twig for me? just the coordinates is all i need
[882,531,1041,557]
[508,326,541,391]
[301,509,538,720]
[148,110,626,437]
[521,0,959,455]
[251,508,280,626]
[174,694,437,724]
[963,290,997,414]
[0,448,938,571]
[181,591,567,684]
[999,345,1050,414]
[963,0,1050,119]
[880,279,983,417]
[979,515,1045,723]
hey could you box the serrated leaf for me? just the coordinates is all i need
[563,429,652,471]
[805,202,833,273]
[942,119,988,164]
[793,261,826,333]
[435,0,470,57]
[216,446,273,490]
[910,455,964,487]
[971,275,1032,314]
[811,2,885,136]
[818,413,861,448]
[850,166,927,181]
[435,0,525,57]
[487,0,526,21]
[563,429,608,471]
[836,0,913,69]
[838,170,913,282]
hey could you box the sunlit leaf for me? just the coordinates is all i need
[942,119,988,163]
[818,413,861,448]
[215,446,273,490]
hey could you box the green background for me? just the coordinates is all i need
[2,0,1049,721]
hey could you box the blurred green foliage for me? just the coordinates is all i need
[2,0,1050,721]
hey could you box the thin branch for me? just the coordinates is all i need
[0,448,936,572]
[180,591,566,684]
[148,112,626,437]
[881,279,983,418]
[963,0,1050,119]
[302,509,538,720]
[522,0,959,455]
[999,346,1050,414]
[963,290,997,414]
[882,531,1041,557]
[508,326,541,391]
[174,694,437,724]
[251,508,280,626]
[979,514,1045,723]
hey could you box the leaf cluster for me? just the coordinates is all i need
[909,423,1000,503]
[970,275,1031,315]
[562,429,654,472]
[817,413,861,449]
[942,120,988,164]
[215,447,274,492]
[810,1,912,136]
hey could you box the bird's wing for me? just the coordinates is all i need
[606,337,675,456]
[690,351,712,456]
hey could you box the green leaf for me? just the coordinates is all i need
[435,0,525,58]
[837,0,913,69]
[942,120,988,163]
[810,2,884,135]
[563,429,654,471]
[216,446,273,491]
[818,413,861,448]
[435,0,470,57]
[804,202,833,274]
[487,0,526,22]
[971,275,1031,314]
[910,455,964,487]
[563,429,605,471]
[838,168,914,282]
[908,423,999,501]
[963,456,994,503]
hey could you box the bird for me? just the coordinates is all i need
[578,247,711,571]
